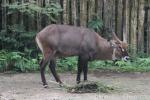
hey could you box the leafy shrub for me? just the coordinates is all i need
[114,60,131,67]
[1,49,150,73]
[87,15,103,33]
[57,57,77,72]
[55,56,150,72]
[0,50,38,72]
[0,25,37,58]
[135,57,150,67]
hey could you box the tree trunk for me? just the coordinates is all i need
[115,0,123,39]
[76,0,80,26]
[137,0,145,53]
[103,0,115,32]
[87,0,95,21]
[129,0,138,54]
[59,0,63,24]
[36,0,42,31]
[63,0,69,24]
[122,0,128,43]
[72,0,77,25]
[0,0,2,31]
[24,0,29,31]
[97,0,103,20]
[2,0,7,30]
[68,0,72,25]
[80,0,87,27]
[147,0,150,54]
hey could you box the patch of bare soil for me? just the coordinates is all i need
[0,71,150,100]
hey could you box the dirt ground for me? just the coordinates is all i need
[0,71,150,100]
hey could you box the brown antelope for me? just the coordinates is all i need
[35,24,129,88]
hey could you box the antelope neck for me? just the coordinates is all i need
[109,41,117,61]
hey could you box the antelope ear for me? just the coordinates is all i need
[122,42,128,48]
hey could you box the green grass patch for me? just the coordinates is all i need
[67,81,115,93]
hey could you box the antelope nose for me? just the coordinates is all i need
[122,56,130,61]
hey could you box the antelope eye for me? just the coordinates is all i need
[118,47,124,52]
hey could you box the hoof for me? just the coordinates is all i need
[59,83,64,87]
[43,84,48,88]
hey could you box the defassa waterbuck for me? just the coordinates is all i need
[35,24,129,88]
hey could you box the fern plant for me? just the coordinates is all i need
[57,57,77,71]
[87,15,103,33]
[136,57,150,67]
[0,50,38,72]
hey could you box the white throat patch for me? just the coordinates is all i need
[112,48,117,61]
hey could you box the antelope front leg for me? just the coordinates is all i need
[76,56,89,84]
[76,56,84,84]
[83,61,88,81]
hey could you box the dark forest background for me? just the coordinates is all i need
[0,0,150,72]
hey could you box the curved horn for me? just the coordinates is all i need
[112,32,122,43]
[112,32,128,48]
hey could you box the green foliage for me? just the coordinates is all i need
[135,57,150,67]
[89,61,113,68]
[57,57,77,72]
[42,2,63,22]
[6,1,62,22]
[89,56,150,72]
[13,58,39,72]
[1,49,150,73]
[0,50,38,72]
[87,16,112,40]
[0,24,37,58]
[87,15,103,33]
[114,60,130,67]
[55,56,150,73]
